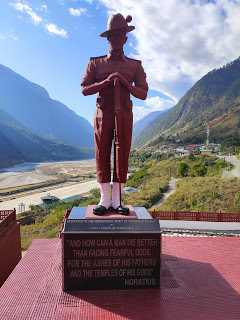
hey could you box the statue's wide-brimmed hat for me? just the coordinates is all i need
[100,13,135,37]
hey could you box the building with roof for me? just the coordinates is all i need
[38,193,83,208]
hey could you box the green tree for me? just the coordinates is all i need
[178,163,189,177]
[196,166,207,176]
[188,153,195,161]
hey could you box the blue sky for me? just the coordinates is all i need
[1,0,240,125]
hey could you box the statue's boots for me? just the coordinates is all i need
[111,182,129,215]
[93,183,111,215]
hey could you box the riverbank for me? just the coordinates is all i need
[0,159,96,190]
[37,159,96,177]
[0,170,58,190]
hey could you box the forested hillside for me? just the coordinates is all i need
[0,108,94,169]
[133,57,240,147]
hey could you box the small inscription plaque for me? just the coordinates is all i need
[62,218,161,290]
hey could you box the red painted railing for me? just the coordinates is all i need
[148,209,240,222]
[0,209,16,220]
[0,209,17,237]
[0,208,21,287]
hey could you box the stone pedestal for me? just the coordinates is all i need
[62,207,161,291]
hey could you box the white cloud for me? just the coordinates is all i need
[133,106,151,123]
[133,96,175,123]
[99,0,240,104]
[71,0,93,3]
[69,8,87,16]
[0,32,18,40]
[10,1,68,39]
[37,4,48,12]
[45,23,68,38]
[57,0,64,5]
[145,96,175,111]
[10,2,42,25]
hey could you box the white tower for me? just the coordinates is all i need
[206,123,210,150]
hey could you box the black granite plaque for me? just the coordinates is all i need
[62,211,161,291]
[64,218,160,233]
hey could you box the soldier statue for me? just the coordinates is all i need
[81,13,148,215]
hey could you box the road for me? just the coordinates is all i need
[220,155,240,178]
[0,180,99,212]
[150,178,179,210]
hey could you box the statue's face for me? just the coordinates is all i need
[107,28,127,51]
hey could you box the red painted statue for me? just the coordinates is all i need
[81,13,148,215]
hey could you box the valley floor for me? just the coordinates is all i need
[0,159,98,212]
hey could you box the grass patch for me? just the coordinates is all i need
[123,154,234,209]
[155,176,240,213]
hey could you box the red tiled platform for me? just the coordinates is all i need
[1,237,240,320]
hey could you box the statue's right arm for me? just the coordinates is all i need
[81,59,111,96]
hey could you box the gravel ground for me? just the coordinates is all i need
[0,170,58,189]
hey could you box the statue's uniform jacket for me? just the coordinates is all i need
[81,52,148,183]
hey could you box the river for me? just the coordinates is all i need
[0,162,43,173]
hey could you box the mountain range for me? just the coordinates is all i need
[133,57,240,148]
[0,64,94,148]
[1,56,240,168]
[0,108,95,169]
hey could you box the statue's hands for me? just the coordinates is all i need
[107,72,126,85]
[108,71,147,100]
